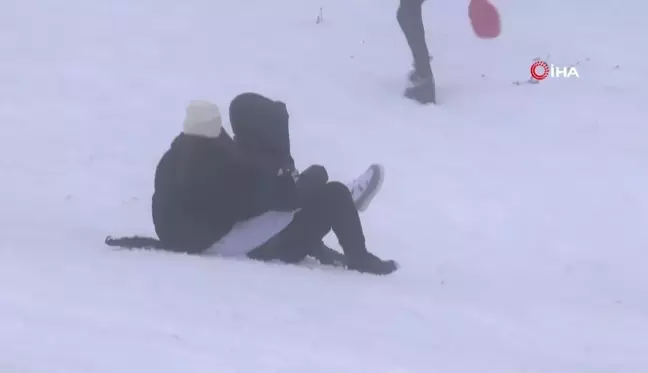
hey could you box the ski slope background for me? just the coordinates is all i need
[1,0,647,371]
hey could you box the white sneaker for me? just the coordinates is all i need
[346,164,385,212]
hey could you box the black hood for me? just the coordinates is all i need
[228,92,291,163]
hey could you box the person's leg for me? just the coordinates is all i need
[397,0,431,79]
[293,165,347,266]
[281,181,368,261]
[397,0,435,104]
[247,181,350,264]
[259,181,397,274]
[246,233,345,265]
[243,165,329,263]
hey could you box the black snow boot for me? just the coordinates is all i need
[408,68,428,84]
[347,252,398,275]
[405,71,436,104]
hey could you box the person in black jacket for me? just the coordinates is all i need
[228,93,398,275]
[151,101,239,253]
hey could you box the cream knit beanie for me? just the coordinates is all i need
[182,100,222,138]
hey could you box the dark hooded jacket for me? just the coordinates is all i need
[229,93,294,169]
[227,92,300,220]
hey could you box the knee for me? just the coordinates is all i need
[297,165,329,201]
[300,165,328,184]
[301,181,353,214]
[323,181,353,201]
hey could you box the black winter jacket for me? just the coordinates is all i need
[152,133,239,252]
[228,92,300,220]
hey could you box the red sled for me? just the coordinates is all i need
[469,0,501,39]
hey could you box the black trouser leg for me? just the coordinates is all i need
[247,164,330,263]
[250,181,368,264]
[397,0,432,77]
[294,165,346,265]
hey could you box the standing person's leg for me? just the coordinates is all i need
[397,0,436,104]
[397,0,431,79]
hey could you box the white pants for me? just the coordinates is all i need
[205,210,298,257]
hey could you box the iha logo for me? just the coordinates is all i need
[530,60,580,81]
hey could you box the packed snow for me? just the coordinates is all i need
[1,0,647,372]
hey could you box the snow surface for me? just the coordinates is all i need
[1,0,647,372]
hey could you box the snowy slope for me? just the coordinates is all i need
[1,0,647,372]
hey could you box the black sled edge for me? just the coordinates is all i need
[105,235,166,250]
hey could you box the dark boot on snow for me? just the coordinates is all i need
[405,72,436,104]
[347,253,398,275]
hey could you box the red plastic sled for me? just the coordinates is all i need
[469,0,501,39]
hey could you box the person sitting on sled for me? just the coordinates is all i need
[108,93,397,275]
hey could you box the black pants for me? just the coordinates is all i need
[247,166,368,264]
[397,0,431,77]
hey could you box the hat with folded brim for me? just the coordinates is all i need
[183,100,222,138]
